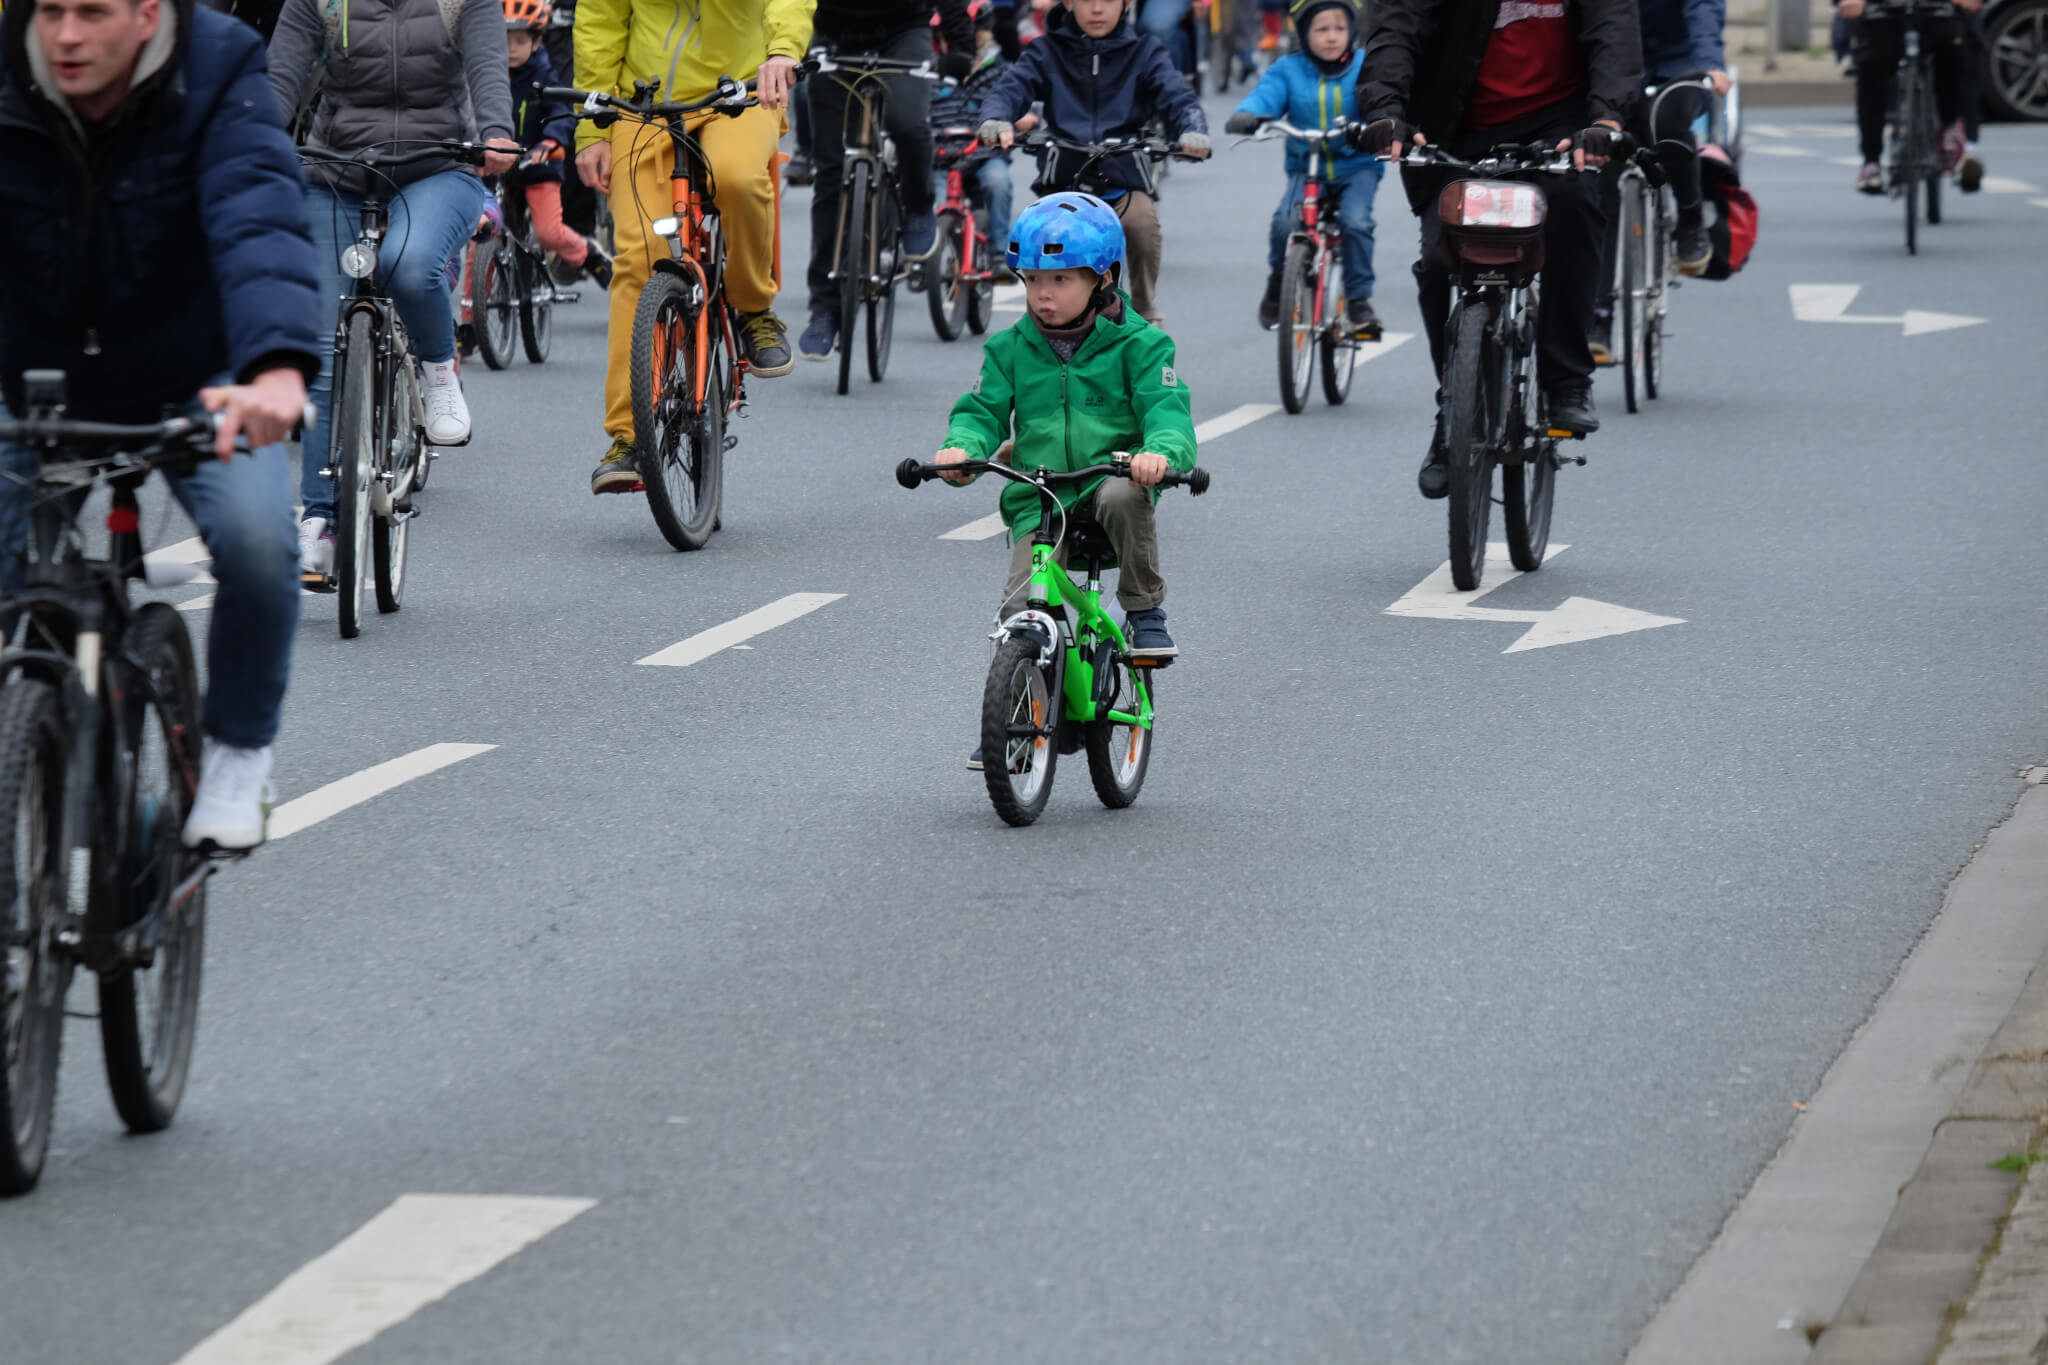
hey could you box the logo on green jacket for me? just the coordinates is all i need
[1161,365,1179,388]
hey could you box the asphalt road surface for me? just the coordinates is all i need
[4,105,2046,1365]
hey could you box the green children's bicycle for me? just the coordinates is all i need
[897,453,1211,826]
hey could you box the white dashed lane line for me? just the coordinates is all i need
[634,592,846,667]
[268,743,499,841]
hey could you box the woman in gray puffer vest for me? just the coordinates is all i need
[268,0,518,579]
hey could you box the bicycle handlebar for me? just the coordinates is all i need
[895,455,1211,495]
[1393,139,1610,174]
[300,140,490,171]
[1018,129,1185,162]
[543,62,817,122]
[806,49,944,78]
[1240,117,1356,145]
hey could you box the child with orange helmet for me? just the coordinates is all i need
[503,0,613,286]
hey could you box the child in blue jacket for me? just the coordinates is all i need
[1223,0,1383,338]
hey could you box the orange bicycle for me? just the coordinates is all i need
[550,73,795,550]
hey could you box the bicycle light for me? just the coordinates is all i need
[1440,180,1546,229]
[650,216,680,238]
[339,240,379,279]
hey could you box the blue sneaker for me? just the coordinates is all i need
[798,308,837,361]
[1125,609,1177,659]
[902,212,938,260]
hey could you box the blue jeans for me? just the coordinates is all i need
[932,158,1015,259]
[0,431,300,750]
[1139,0,1195,74]
[302,170,487,524]
[1268,165,1382,304]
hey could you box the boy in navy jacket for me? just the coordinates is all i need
[504,0,611,285]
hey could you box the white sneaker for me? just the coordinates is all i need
[181,743,274,851]
[420,360,471,445]
[298,517,333,582]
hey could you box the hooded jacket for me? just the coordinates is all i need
[0,0,323,422]
[1638,0,1723,79]
[943,301,1196,537]
[1233,48,1381,181]
[508,43,576,183]
[266,0,516,191]
[572,0,815,153]
[976,7,1206,194]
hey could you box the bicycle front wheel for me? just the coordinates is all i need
[837,164,870,396]
[1442,300,1497,592]
[473,238,517,369]
[518,250,553,363]
[331,310,376,638]
[97,605,204,1135]
[981,634,1059,826]
[926,211,966,341]
[1503,393,1556,574]
[0,679,69,1195]
[1276,237,1316,414]
[867,176,899,383]
[1317,244,1355,406]
[630,273,722,551]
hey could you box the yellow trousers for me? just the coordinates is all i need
[604,106,784,442]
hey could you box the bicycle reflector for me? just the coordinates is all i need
[1439,180,1546,229]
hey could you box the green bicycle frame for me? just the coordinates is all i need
[1013,541,1156,734]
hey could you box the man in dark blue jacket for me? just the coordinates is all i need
[975,0,1209,322]
[0,0,322,850]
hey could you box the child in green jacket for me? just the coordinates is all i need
[935,193,1197,767]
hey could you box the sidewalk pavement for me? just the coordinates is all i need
[1811,771,2048,1364]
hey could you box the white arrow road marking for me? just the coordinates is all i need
[145,536,215,587]
[172,1194,595,1365]
[636,592,845,666]
[268,743,498,841]
[1980,175,2040,194]
[1385,543,1684,652]
[176,594,215,614]
[1789,283,1986,336]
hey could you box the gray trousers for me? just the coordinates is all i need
[1000,479,1166,618]
[1113,191,1164,323]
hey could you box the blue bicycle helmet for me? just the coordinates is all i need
[1007,193,1126,275]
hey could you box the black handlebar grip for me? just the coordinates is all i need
[1187,467,1210,496]
[895,458,926,489]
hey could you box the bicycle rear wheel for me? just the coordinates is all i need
[926,211,966,341]
[981,634,1059,826]
[1442,300,1497,593]
[630,274,722,551]
[473,238,517,369]
[0,679,68,1195]
[867,177,899,383]
[966,226,995,335]
[331,310,376,638]
[1276,238,1316,414]
[837,164,870,397]
[97,606,204,1135]
[1317,245,1355,406]
[1645,200,1666,401]
[1084,652,1151,809]
[1620,180,1646,414]
[1926,141,1943,224]
[518,250,553,363]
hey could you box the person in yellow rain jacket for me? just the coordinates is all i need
[574,0,814,494]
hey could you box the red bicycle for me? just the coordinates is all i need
[1237,117,1372,414]
[923,122,1000,340]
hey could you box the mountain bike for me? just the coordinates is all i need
[470,169,582,371]
[1235,117,1373,413]
[1405,142,1598,592]
[551,72,797,550]
[923,121,1000,341]
[810,50,942,395]
[1877,0,1957,254]
[0,382,250,1194]
[302,140,487,636]
[895,453,1210,827]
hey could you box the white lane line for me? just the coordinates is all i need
[268,743,497,841]
[1749,145,1818,158]
[939,512,1009,542]
[1982,175,2041,194]
[635,592,845,667]
[1193,402,1282,442]
[176,594,215,614]
[1747,122,1795,138]
[2031,197,2048,209]
[1350,329,1415,368]
[173,1194,594,1365]
[145,536,215,587]
[1829,155,1864,167]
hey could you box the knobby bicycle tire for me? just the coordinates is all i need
[981,635,1058,826]
[1317,240,1355,406]
[474,238,517,370]
[0,679,69,1195]
[629,272,722,551]
[373,359,414,615]
[837,163,869,396]
[1083,652,1151,809]
[98,605,205,1135]
[1276,238,1317,414]
[1443,301,1496,592]
[518,248,553,363]
[332,309,377,638]
[926,211,966,341]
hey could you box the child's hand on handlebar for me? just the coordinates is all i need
[1178,132,1211,160]
[1128,452,1169,486]
[935,447,976,485]
[977,119,1016,150]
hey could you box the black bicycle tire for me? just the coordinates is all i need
[1926,132,1943,224]
[0,679,68,1195]
[838,164,869,397]
[1443,301,1495,593]
[1317,241,1355,406]
[867,175,898,383]
[926,212,966,341]
[372,362,412,614]
[474,238,517,370]
[1503,374,1556,575]
[1083,654,1151,809]
[1645,200,1665,401]
[1621,180,1644,414]
[97,605,204,1135]
[518,249,553,363]
[1902,71,1923,254]
[629,273,721,551]
[1276,238,1315,414]
[981,635,1058,826]
[332,310,376,639]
